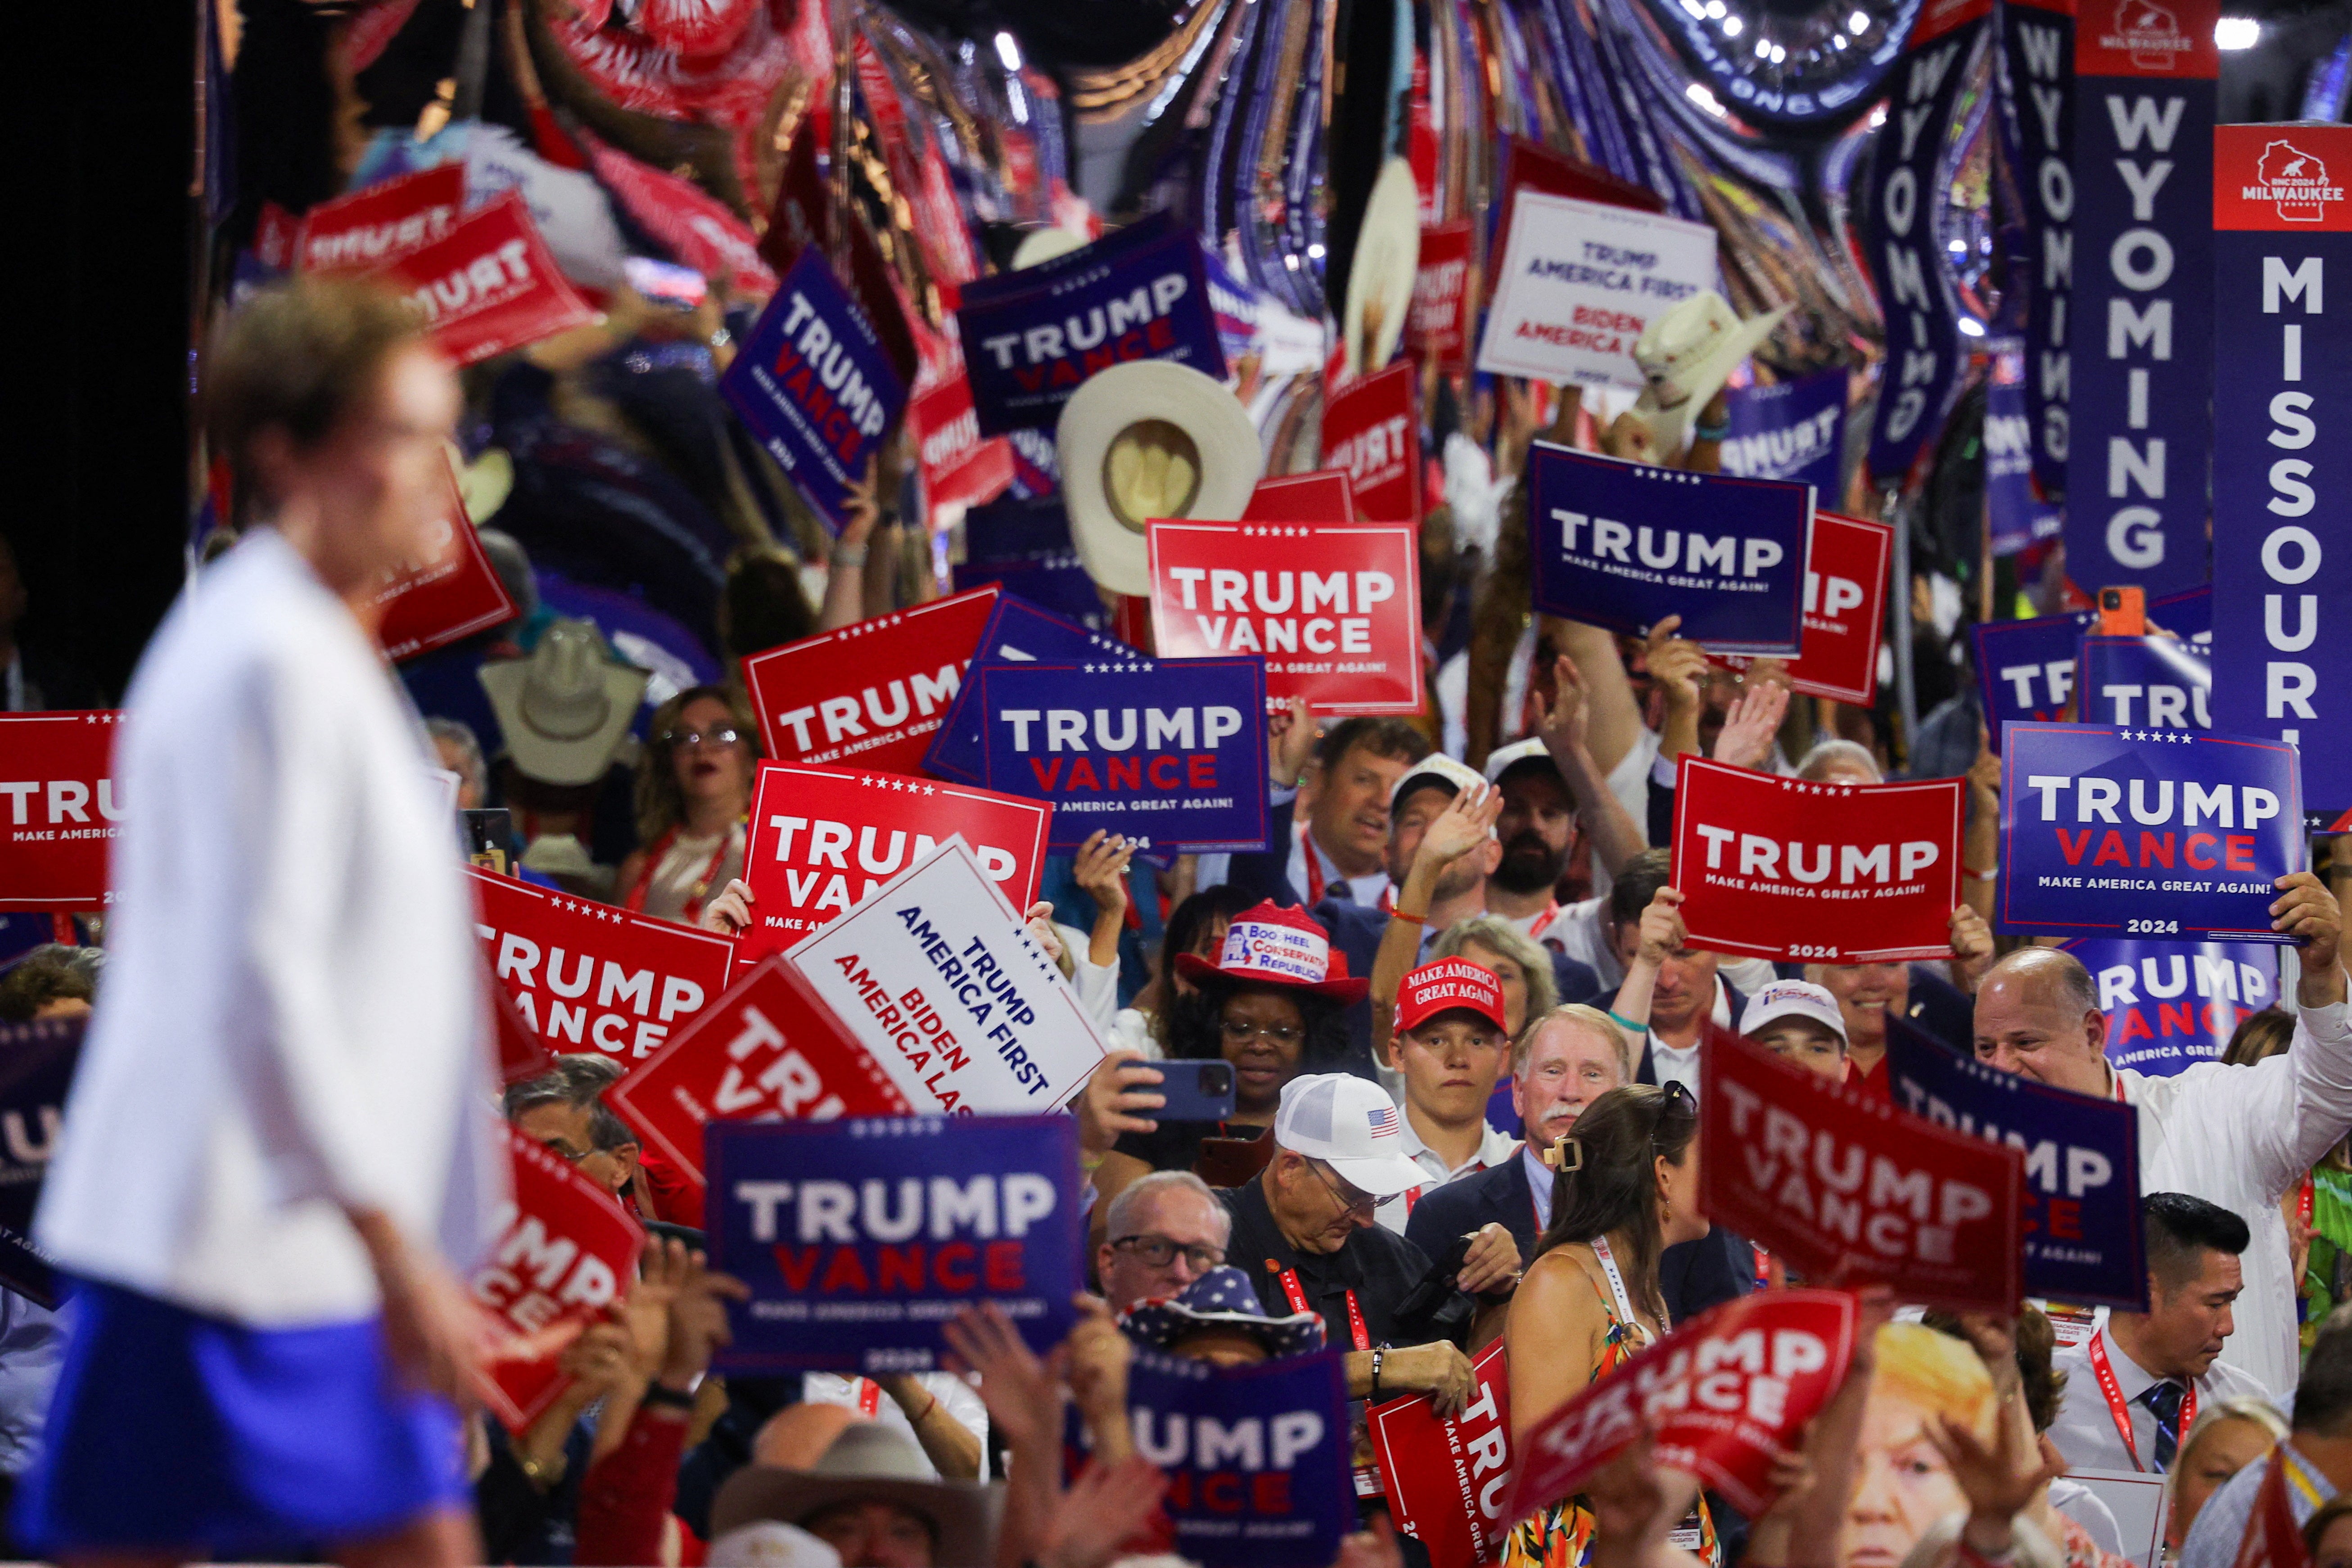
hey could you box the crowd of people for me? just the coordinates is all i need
[5,154,2350,1568]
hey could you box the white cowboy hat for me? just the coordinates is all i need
[1009,225,1089,270]
[1343,158,1420,380]
[710,1424,1001,1568]
[1630,291,1792,459]
[1056,360,1263,595]
[478,618,650,787]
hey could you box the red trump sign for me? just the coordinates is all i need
[366,193,595,367]
[1700,1033,2023,1312]
[740,585,1001,775]
[1672,756,1963,963]
[1147,521,1423,715]
[0,711,122,912]
[475,1127,646,1432]
[739,762,1052,958]
[466,867,734,1062]
[1323,363,1423,524]
[607,954,910,1210]
[1712,511,1893,706]
[298,163,466,275]
[1504,1290,1859,1523]
[1371,1339,1513,1568]
[371,458,516,661]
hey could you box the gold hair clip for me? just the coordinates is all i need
[1544,1135,1584,1173]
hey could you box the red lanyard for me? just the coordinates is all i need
[623,822,738,922]
[2300,1175,2316,1229]
[1299,823,1391,913]
[853,1377,883,1418]
[1525,901,1562,942]
[2088,1331,2194,1472]
[1279,1268,1372,1350]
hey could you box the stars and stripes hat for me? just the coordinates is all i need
[1117,1266,1327,1358]
[1395,958,1509,1036]
[1273,1073,1427,1197]
[1173,900,1370,1003]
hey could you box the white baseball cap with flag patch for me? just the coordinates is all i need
[1273,1073,1427,1198]
[1738,979,1849,1047]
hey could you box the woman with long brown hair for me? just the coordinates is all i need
[1500,1081,1716,1568]
[614,684,760,926]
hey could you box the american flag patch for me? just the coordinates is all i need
[1367,1105,1399,1136]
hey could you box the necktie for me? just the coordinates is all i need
[2140,1379,2186,1471]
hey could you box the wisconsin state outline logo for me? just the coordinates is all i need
[2249,140,2344,223]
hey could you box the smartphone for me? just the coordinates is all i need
[624,256,709,312]
[2097,585,2147,636]
[1155,1059,1238,1122]
[464,809,513,875]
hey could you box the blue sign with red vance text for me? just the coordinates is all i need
[1122,1348,1354,1568]
[955,212,1227,435]
[971,658,1270,852]
[1525,440,1812,654]
[721,249,907,533]
[1996,723,2303,943]
[1884,1015,2146,1311]
[922,595,1146,786]
[706,1115,1083,1374]
[2062,936,2279,1078]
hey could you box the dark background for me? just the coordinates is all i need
[8,6,193,704]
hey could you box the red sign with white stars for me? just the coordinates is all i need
[740,585,1002,775]
[1671,755,1963,964]
[465,867,734,1062]
[738,762,1051,959]
[0,711,123,912]
[1146,520,1423,716]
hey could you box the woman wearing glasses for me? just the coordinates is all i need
[615,686,761,926]
[1500,1082,1718,1568]
[1088,901,1365,1230]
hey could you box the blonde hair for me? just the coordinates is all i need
[1434,916,1559,1032]
[632,684,762,845]
[2174,1396,2289,1508]
[1872,1321,1998,1440]
[1517,1003,1633,1080]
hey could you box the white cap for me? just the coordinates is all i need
[1481,737,1560,786]
[1273,1074,1428,1198]
[1739,980,1849,1048]
[1390,752,1488,809]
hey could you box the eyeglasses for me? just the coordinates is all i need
[1308,1158,1389,1214]
[540,1138,591,1163]
[1221,1018,1303,1047]
[1109,1234,1227,1272]
[659,727,745,750]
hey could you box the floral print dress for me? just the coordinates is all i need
[1497,1259,1720,1568]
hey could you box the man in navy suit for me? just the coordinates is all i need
[1219,714,1431,911]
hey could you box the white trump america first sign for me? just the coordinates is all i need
[1476,190,1719,390]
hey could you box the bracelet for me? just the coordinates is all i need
[914,1391,940,1423]
[641,1381,695,1412]
[832,544,869,569]
[1692,420,1731,442]
[1370,1346,1386,1400]
[1964,865,1999,882]
[1391,908,1429,926]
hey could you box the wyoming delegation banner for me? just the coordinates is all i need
[2063,0,2217,597]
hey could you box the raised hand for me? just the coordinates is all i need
[1644,616,1707,716]
[1711,680,1790,772]
[943,1301,1064,1455]
[1071,832,1135,922]
[1949,904,1995,987]
[1636,887,1687,967]
[1075,1048,1165,1153]
[1533,654,1594,766]
[1413,782,1503,877]
[1269,695,1319,789]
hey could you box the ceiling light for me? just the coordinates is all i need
[1722,14,1743,35]
[2215,16,2259,48]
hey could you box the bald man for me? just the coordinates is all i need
[1969,871,2347,1396]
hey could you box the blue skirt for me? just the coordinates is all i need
[14,1276,469,1555]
